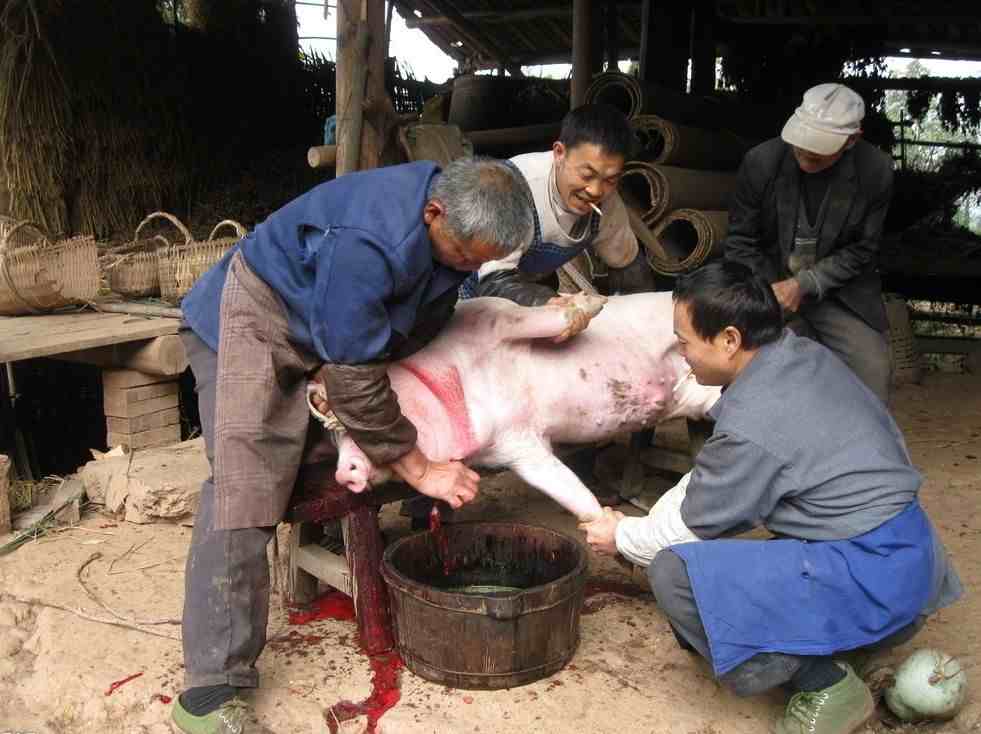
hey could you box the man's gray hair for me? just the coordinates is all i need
[429,156,533,255]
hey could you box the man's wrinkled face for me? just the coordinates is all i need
[553,142,624,216]
[673,301,739,387]
[791,144,847,174]
[424,200,505,272]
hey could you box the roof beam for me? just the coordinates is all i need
[405,3,641,28]
[718,14,980,25]
[407,0,525,76]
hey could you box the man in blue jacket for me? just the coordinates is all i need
[171,157,532,733]
[582,261,961,734]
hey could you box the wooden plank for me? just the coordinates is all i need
[0,312,180,363]
[107,424,182,450]
[104,392,179,419]
[295,543,353,596]
[917,336,981,355]
[0,455,10,536]
[106,407,180,434]
[56,335,188,376]
[103,368,174,391]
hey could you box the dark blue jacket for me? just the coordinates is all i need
[181,162,465,363]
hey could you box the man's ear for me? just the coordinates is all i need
[552,141,567,163]
[423,199,444,225]
[844,131,862,150]
[721,325,744,356]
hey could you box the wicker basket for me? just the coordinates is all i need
[158,218,246,304]
[0,221,100,316]
[884,293,923,386]
[107,211,191,298]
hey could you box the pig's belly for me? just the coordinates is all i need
[505,338,682,445]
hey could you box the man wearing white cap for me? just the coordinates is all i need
[725,83,893,402]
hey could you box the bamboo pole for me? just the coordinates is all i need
[307,145,338,168]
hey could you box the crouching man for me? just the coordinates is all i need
[581,261,962,734]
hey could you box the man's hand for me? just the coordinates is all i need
[392,446,479,509]
[547,294,592,343]
[308,378,330,416]
[579,507,625,556]
[771,278,803,314]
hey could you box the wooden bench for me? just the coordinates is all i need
[285,461,416,654]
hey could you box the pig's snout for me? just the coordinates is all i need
[336,455,371,493]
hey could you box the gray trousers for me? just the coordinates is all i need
[181,330,274,689]
[790,298,891,404]
[648,549,922,697]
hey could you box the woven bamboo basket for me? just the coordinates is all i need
[158,218,246,304]
[0,221,100,316]
[107,211,192,298]
[884,293,923,386]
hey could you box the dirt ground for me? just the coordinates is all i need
[0,372,979,734]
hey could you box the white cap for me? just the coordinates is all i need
[781,83,865,156]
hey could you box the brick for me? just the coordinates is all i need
[102,368,174,391]
[106,407,180,435]
[107,424,182,451]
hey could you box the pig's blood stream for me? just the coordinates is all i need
[290,593,402,733]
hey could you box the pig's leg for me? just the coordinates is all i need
[492,294,606,342]
[503,435,604,521]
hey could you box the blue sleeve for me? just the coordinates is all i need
[310,227,399,364]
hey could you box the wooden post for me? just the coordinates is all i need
[571,0,593,108]
[345,504,395,655]
[639,0,689,91]
[689,0,715,95]
[0,454,10,535]
[336,0,389,175]
[605,0,620,71]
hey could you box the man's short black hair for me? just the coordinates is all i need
[672,261,783,349]
[559,103,634,160]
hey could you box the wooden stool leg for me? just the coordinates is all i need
[287,521,323,605]
[345,504,395,655]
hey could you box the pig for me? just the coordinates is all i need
[312,292,720,522]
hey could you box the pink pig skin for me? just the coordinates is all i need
[333,292,720,522]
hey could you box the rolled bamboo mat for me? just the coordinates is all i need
[647,209,728,275]
[618,162,736,227]
[584,72,692,123]
[585,72,793,142]
[630,115,748,171]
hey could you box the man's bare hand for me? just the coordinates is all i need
[772,278,803,314]
[547,294,592,344]
[579,507,625,556]
[308,378,330,416]
[393,447,479,509]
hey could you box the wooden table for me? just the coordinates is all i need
[0,311,181,363]
[1,311,187,457]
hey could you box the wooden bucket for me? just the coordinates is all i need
[382,522,586,690]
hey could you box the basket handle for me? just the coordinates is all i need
[0,220,53,314]
[208,220,247,241]
[0,220,50,255]
[134,211,192,246]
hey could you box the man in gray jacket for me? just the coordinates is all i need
[725,83,893,402]
[581,261,961,734]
